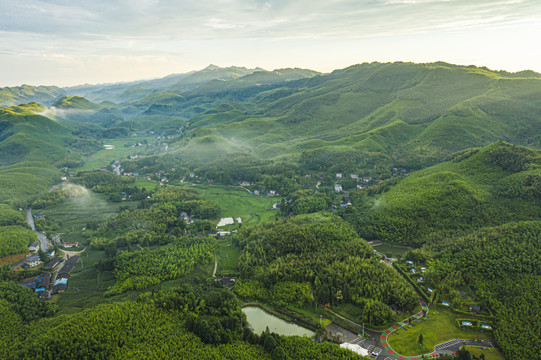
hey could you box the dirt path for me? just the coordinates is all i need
[212,254,218,278]
[62,247,86,259]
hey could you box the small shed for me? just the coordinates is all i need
[28,242,39,253]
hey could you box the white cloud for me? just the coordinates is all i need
[0,0,540,85]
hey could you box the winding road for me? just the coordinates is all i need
[26,207,49,252]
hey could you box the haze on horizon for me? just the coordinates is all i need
[1,0,540,87]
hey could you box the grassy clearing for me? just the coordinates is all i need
[216,237,241,276]
[332,302,421,331]
[0,253,26,266]
[175,184,278,227]
[76,136,154,172]
[464,346,505,360]
[373,241,413,258]
[54,249,118,314]
[41,191,139,243]
[133,178,159,191]
[388,305,494,356]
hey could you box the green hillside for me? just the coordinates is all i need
[175,62,541,176]
[0,85,65,107]
[53,96,100,110]
[408,221,541,360]
[0,104,79,206]
[354,142,541,245]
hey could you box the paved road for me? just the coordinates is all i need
[26,207,49,252]
[434,339,496,356]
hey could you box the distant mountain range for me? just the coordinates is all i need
[1,61,540,179]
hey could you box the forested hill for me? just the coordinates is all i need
[3,62,541,180]
[0,104,86,207]
[0,85,65,108]
[174,62,541,176]
[351,142,541,246]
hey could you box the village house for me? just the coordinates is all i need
[28,242,39,253]
[469,305,481,315]
[179,212,193,224]
[334,184,343,192]
[220,276,236,290]
[350,174,359,179]
[25,255,42,268]
[62,242,80,248]
[361,177,372,183]
[336,173,343,178]
[44,257,62,270]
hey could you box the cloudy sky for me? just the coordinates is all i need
[1,0,540,86]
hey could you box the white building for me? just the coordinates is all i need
[335,184,343,192]
[340,343,369,357]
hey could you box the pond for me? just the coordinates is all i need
[242,306,314,337]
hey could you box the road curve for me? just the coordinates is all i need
[26,207,49,252]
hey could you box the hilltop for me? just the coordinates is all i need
[0,85,65,108]
[0,104,82,206]
[353,142,541,245]
[174,62,541,176]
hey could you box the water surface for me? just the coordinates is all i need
[242,306,314,337]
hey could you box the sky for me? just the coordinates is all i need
[1,0,540,87]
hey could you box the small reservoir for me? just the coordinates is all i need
[242,306,314,337]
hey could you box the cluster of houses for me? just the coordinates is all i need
[24,243,56,268]
[405,261,427,284]
[19,254,80,298]
[52,256,80,294]
[334,168,408,193]
[334,173,377,193]
[20,272,52,298]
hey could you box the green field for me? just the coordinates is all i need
[54,249,118,314]
[388,305,494,356]
[56,248,215,315]
[175,183,278,227]
[464,346,505,360]
[133,178,159,191]
[76,136,155,172]
[40,190,139,243]
[373,241,413,258]
[216,237,241,276]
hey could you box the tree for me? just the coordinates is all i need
[418,334,423,345]
[272,346,287,360]
[37,249,47,262]
[263,335,277,352]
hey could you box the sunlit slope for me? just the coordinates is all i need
[181,62,541,172]
[0,104,77,206]
[52,96,101,110]
[0,85,65,107]
[357,142,541,245]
